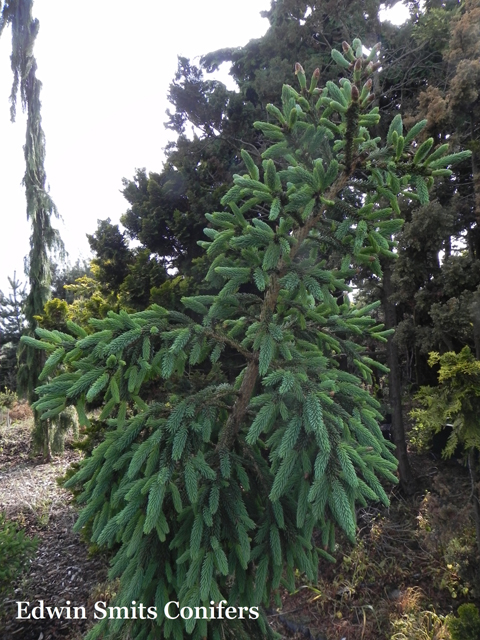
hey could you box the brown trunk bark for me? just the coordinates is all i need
[216,170,354,452]
[472,291,480,361]
[468,448,480,556]
[41,416,51,462]
[471,292,480,554]
[471,115,480,229]
[381,262,417,494]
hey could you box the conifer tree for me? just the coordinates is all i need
[411,347,480,553]
[0,272,26,390]
[1,0,63,457]
[25,41,469,640]
[0,272,25,344]
[120,0,411,282]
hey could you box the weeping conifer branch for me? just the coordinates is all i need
[1,0,63,457]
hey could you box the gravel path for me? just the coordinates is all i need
[0,412,108,640]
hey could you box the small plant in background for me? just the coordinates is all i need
[411,347,480,553]
[447,604,480,640]
[390,609,450,640]
[0,273,26,392]
[0,387,18,409]
[389,587,450,639]
[0,513,38,597]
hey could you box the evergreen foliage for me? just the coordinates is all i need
[84,218,169,310]
[388,0,480,386]
[411,347,480,552]
[411,347,480,458]
[119,0,400,283]
[50,259,92,303]
[448,603,480,640]
[0,273,26,390]
[87,219,135,294]
[1,0,62,458]
[0,512,38,596]
[27,41,469,639]
[112,3,478,483]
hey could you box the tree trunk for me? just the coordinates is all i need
[42,418,52,462]
[471,115,480,229]
[468,448,480,556]
[470,292,480,554]
[472,291,480,361]
[381,262,417,494]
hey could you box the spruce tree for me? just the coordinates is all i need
[0,272,26,390]
[26,41,469,640]
[0,272,25,344]
[117,1,453,492]
[120,0,413,283]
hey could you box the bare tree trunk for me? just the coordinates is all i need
[381,262,417,494]
[472,291,480,361]
[470,292,480,554]
[468,448,480,556]
[471,116,480,231]
[42,417,51,462]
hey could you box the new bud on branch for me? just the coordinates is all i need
[295,62,307,90]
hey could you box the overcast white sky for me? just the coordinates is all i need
[0,1,409,295]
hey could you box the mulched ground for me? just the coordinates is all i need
[266,454,478,640]
[1,406,478,640]
[0,412,108,640]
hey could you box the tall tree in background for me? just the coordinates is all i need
[388,0,480,384]
[0,1,62,412]
[447,0,480,226]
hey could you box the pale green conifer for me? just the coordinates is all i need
[25,40,470,640]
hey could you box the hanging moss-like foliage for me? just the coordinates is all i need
[1,0,63,457]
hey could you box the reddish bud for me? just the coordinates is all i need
[313,67,320,79]
[364,79,373,90]
[295,62,304,75]
[354,58,362,71]
[342,41,350,52]
[351,85,359,101]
